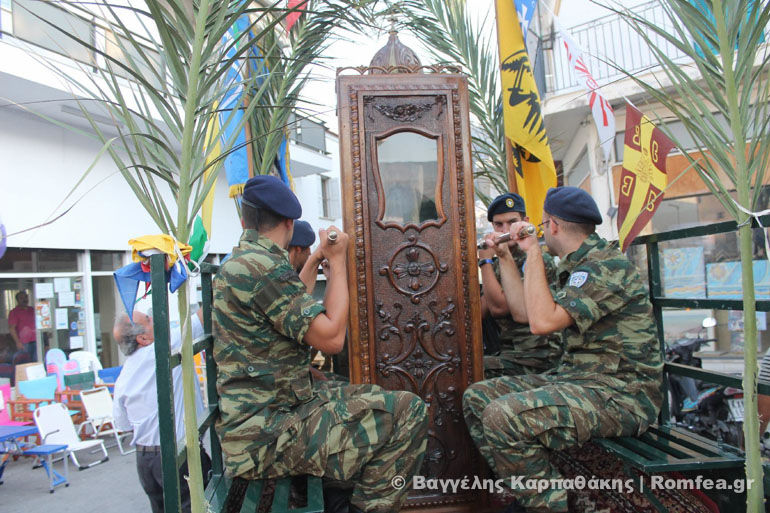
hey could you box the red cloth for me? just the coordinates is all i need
[8,306,35,344]
[285,0,307,31]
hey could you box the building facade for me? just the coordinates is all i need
[0,0,342,374]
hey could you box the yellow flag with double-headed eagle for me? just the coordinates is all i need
[617,103,674,251]
[495,0,556,227]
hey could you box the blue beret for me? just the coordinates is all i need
[544,187,603,225]
[289,220,316,248]
[241,175,301,219]
[487,192,526,221]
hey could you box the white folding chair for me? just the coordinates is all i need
[79,387,134,455]
[34,402,109,470]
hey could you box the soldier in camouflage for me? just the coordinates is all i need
[479,193,562,378]
[464,187,663,512]
[213,176,428,513]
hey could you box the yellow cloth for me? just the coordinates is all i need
[128,235,192,265]
[496,0,557,226]
[202,102,222,236]
[617,104,673,251]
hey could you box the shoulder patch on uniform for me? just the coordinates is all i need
[569,271,589,288]
[278,270,297,282]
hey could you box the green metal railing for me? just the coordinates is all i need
[150,255,221,513]
[631,214,770,422]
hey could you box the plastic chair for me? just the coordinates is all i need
[8,376,59,424]
[23,364,47,381]
[34,403,108,470]
[79,388,134,455]
[0,384,30,427]
[45,349,67,391]
[97,366,122,384]
[62,372,95,392]
[62,359,79,377]
[68,351,103,374]
[57,372,96,424]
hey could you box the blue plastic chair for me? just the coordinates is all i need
[9,376,59,425]
[98,366,122,384]
[18,376,58,403]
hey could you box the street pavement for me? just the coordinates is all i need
[1,442,148,513]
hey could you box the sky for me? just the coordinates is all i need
[299,0,650,129]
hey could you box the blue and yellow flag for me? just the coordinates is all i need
[496,0,556,226]
[219,13,257,198]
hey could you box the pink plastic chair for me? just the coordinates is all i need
[45,348,67,392]
[62,360,80,377]
[0,384,31,426]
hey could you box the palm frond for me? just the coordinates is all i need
[606,1,770,509]
[397,0,507,203]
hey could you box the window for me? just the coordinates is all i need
[90,251,123,272]
[0,248,80,273]
[288,113,327,153]
[320,176,340,219]
[104,29,164,89]
[566,148,590,187]
[11,0,93,63]
[1,0,13,34]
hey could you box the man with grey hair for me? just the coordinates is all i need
[112,309,210,513]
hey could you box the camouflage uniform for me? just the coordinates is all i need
[464,233,663,512]
[213,230,428,513]
[483,248,563,378]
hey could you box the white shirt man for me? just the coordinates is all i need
[112,310,209,513]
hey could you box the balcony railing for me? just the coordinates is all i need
[288,113,327,154]
[545,1,690,96]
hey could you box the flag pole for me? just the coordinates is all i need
[505,139,519,193]
[493,0,518,193]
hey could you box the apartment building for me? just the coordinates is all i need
[0,0,342,370]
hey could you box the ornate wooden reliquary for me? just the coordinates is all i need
[336,33,487,512]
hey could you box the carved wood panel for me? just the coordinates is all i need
[337,72,485,511]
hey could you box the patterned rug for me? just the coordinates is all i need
[550,442,720,513]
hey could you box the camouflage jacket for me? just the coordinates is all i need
[212,229,325,478]
[550,233,663,422]
[491,248,563,370]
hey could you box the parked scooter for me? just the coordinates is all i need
[666,318,745,448]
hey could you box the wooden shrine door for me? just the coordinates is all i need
[337,69,485,511]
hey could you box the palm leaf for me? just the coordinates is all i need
[397,0,507,204]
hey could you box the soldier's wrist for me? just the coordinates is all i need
[478,258,495,268]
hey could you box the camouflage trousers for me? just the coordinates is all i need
[463,374,643,512]
[483,352,551,379]
[248,382,428,513]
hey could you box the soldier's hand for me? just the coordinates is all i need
[510,221,538,252]
[320,259,330,279]
[487,231,510,259]
[478,234,495,260]
[319,225,348,261]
